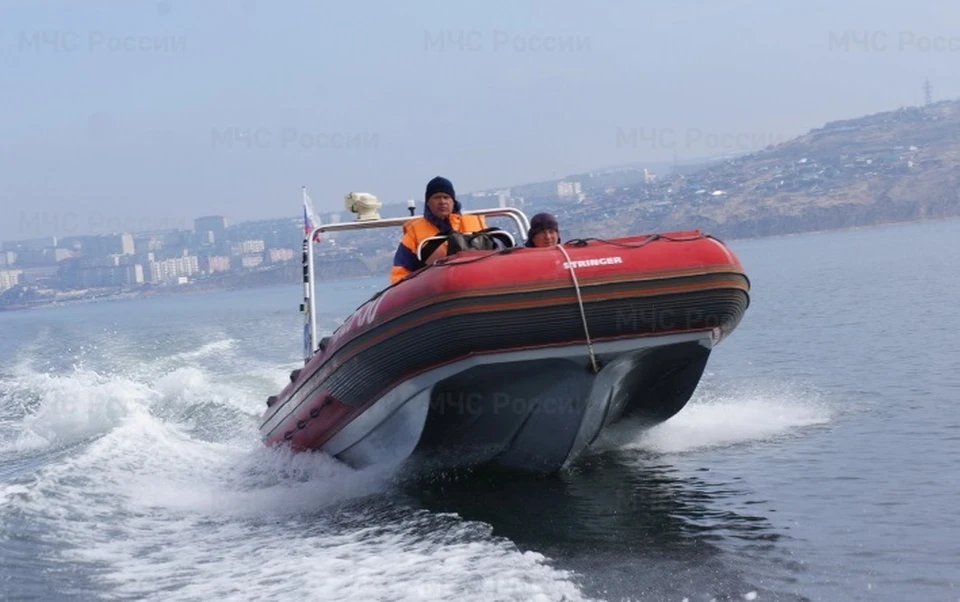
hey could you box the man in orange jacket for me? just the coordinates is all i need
[390,176,487,284]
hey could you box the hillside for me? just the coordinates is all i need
[228,100,960,251]
[562,100,960,240]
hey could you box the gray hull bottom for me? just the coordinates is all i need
[325,331,715,474]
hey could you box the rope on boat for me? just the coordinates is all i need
[555,244,600,374]
[563,231,709,249]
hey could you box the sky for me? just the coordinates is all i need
[2,0,959,241]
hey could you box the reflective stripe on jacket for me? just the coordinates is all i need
[390,212,487,284]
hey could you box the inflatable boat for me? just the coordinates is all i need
[258,192,750,473]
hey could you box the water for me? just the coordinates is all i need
[2,219,959,601]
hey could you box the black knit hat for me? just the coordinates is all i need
[528,212,559,237]
[425,176,456,202]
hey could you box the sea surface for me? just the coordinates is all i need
[1,219,959,602]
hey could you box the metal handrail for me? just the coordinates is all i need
[302,206,531,360]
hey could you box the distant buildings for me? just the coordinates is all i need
[59,234,135,257]
[1,236,56,252]
[557,181,582,198]
[57,251,148,288]
[467,189,523,209]
[194,215,228,244]
[134,234,165,254]
[0,269,22,293]
[148,254,200,284]
[232,240,265,255]
[240,255,264,269]
[199,255,231,274]
[60,264,144,289]
[268,248,294,263]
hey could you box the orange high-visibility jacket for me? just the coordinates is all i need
[390,212,487,284]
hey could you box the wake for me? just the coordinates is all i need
[594,382,833,455]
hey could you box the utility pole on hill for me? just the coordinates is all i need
[923,78,933,106]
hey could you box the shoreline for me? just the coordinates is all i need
[4,215,958,314]
[0,270,383,314]
[714,213,960,244]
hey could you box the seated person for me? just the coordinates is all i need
[390,176,488,284]
[524,212,561,248]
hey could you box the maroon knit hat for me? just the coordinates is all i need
[528,212,559,237]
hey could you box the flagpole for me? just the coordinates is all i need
[301,185,314,362]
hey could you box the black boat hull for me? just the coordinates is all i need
[327,331,714,474]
